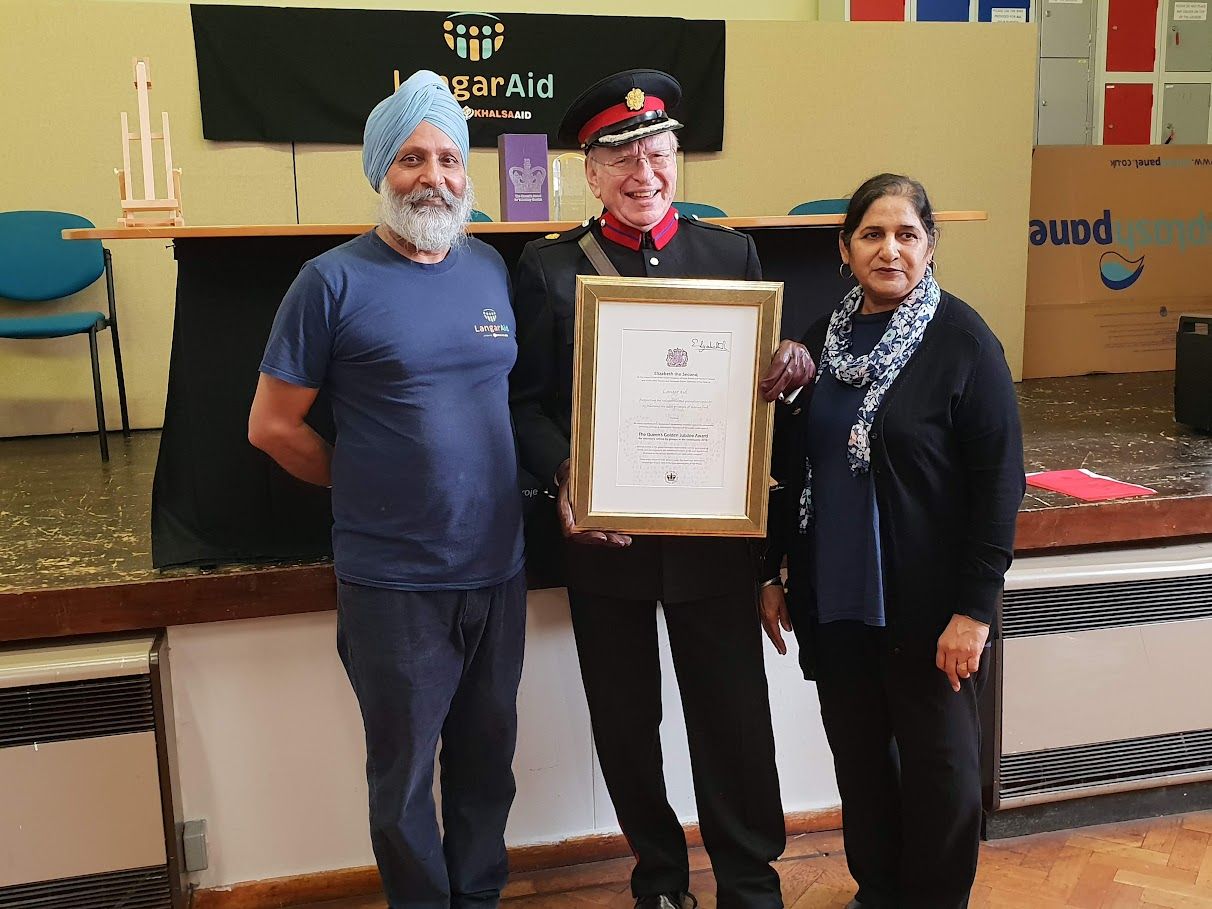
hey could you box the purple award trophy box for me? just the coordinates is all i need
[498,133,550,221]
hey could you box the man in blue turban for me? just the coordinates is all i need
[363,69,477,254]
[250,71,525,909]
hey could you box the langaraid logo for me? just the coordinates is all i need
[393,11,554,121]
[443,12,505,61]
[1029,209,1212,291]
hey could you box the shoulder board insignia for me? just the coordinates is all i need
[545,233,560,240]
[688,216,736,232]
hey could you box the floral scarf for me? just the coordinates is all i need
[798,266,940,531]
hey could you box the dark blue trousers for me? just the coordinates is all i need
[336,570,527,909]
[813,621,983,909]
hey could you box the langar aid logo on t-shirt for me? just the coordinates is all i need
[476,308,511,338]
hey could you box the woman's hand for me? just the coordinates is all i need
[759,582,793,655]
[759,340,816,402]
[556,460,631,548]
[935,613,990,692]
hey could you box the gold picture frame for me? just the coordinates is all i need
[570,275,784,537]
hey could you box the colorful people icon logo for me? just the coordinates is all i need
[443,13,505,61]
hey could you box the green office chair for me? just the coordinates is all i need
[788,199,850,215]
[469,209,493,222]
[672,201,728,219]
[0,211,130,461]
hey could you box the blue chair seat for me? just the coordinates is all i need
[0,311,106,339]
[788,199,850,216]
[673,201,728,219]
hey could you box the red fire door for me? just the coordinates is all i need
[850,0,905,21]
[1106,0,1159,73]
[1103,83,1154,144]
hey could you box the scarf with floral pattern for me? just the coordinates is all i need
[799,267,940,531]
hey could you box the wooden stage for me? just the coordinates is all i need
[2,370,1211,644]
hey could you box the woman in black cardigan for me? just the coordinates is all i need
[759,174,1025,909]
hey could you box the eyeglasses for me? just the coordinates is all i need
[592,149,677,175]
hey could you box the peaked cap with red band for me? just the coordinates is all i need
[557,69,684,150]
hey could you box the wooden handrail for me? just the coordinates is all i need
[62,211,989,241]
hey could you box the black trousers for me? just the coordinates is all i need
[336,571,527,909]
[568,588,786,909]
[813,621,983,909]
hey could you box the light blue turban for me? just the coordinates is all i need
[362,70,470,192]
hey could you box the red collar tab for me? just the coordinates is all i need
[600,208,680,252]
[578,94,667,148]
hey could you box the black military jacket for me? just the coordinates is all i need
[510,214,763,602]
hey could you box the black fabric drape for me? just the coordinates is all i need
[192,5,726,151]
[150,227,848,580]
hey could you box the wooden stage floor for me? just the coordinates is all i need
[292,812,1212,908]
[3,370,1211,596]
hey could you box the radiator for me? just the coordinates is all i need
[0,635,181,908]
[998,540,1212,810]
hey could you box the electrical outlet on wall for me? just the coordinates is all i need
[182,819,208,872]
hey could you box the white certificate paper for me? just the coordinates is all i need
[616,328,732,489]
[589,301,758,519]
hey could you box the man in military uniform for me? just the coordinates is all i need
[510,70,813,909]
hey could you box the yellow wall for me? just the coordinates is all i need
[106,0,821,19]
[0,0,1034,438]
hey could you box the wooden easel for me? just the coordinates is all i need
[116,58,184,227]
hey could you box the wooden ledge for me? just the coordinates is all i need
[2,492,1209,644]
[61,211,988,241]
[0,563,336,644]
[1016,495,1212,552]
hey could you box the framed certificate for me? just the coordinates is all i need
[569,275,784,537]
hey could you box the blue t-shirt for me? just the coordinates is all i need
[805,309,894,626]
[260,231,524,590]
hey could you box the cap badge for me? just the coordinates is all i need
[625,88,645,111]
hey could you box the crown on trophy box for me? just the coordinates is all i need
[508,158,547,198]
[115,58,184,227]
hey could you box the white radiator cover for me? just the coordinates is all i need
[0,635,171,907]
[999,541,1212,807]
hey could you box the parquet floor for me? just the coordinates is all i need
[295,811,1212,909]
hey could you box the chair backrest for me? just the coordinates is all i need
[0,211,104,303]
[672,201,728,219]
[469,209,494,222]
[788,199,850,216]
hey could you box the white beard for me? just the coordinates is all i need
[380,179,476,254]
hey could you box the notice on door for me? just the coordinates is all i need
[1175,2,1208,21]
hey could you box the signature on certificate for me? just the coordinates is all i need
[690,338,729,352]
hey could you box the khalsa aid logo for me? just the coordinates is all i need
[443,12,504,61]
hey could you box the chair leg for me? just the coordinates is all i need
[109,324,131,437]
[104,250,131,437]
[88,327,110,462]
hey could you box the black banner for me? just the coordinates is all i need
[191,5,726,151]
